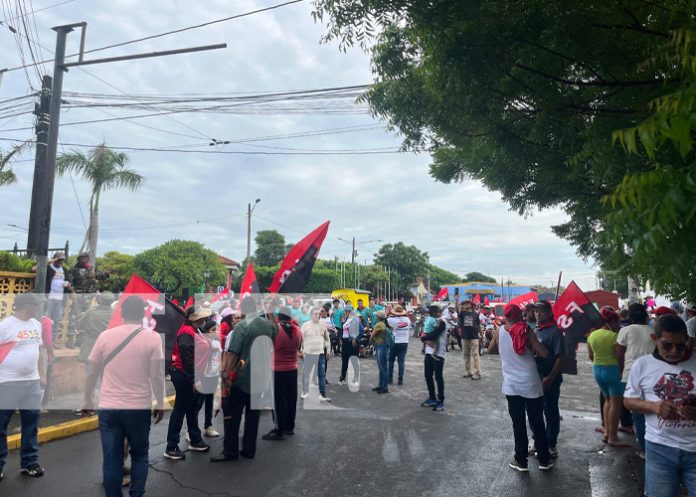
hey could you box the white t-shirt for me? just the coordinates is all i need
[387,316,410,344]
[0,315,43,383]
[625,354,696,451]
[616,324,655,382]
[687,317,696,339]
[49,264,65,300]
[498,326,543,399]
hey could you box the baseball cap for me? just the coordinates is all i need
[533,300,553,311]
[503,303,523,321]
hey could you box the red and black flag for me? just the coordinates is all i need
[239,262,260,301]
[108,274,186,363]
[553,280,606,375]
[269,221,330,293]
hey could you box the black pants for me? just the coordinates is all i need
[340,338,357,381]
[507,395,550,465]
[599,392,633,428]
[195,393,214,429]
[424,355,445,402]
[166,369,203,450]
[273,370,297,434]
[222,388,260,458]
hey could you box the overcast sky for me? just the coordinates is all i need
[0,0,599,290]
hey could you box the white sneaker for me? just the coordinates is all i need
[204,427,220,438]
[301,392,309,399]
[338,380,346,386]
[319,395,331,402]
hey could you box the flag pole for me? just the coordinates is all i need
[555,271,563,300]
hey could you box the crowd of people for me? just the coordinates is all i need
[2,278,696,497]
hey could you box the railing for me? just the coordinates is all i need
[6,241,70,259]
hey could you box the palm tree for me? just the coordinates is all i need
[0,142,32,186]
[57,144,144,267]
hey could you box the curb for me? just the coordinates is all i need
[8,395,176,450]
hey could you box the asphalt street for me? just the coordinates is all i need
[2,338,645,497]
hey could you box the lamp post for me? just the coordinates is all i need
[203,268,210,293]
[246,198,261,261]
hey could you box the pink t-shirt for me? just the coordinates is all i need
[88,324,164,409]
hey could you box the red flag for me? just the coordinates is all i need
[269,221,330,293]
[239,262,260,301]
[484,296,490,306]
[107,274,186,363]
[553,281,606,375]
[183,296,194,310]
[210,287,230,304]
[436,287,448,301]
[507,291,538,309]
[472,294,481,305]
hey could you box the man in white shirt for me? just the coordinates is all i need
[615,303,654,456]
[33,252,71,337]
[0,292,45,480]
[625,314,696,497]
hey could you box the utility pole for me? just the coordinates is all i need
[33,22,77,294]
[27,75,52,269]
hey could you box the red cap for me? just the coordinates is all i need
[600,308,620,325]
[654,306,676,317]
[504,303,523,321]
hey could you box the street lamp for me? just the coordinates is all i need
[203,268,210,291]
[246,198,261,261]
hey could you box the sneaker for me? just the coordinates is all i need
[204,427,220,438]
[163,447,186,460]
[539,461,554,471]
[187,441,210,452]
[301,392,309,399]
[398,378,403,385]
[434,401,444,412]
[20,463,44,478]
[338,380,347,386]
[509,460,529,472]
[285,430,294,436]
[371,386,381,391]
[325,380,331,386]
[472,374,481,380]
[262,430,286,441]
[464,372,473,378]
[421,399,437,408]
[549,446,558,458]
[377,388,388,394]
[319,395,332,402]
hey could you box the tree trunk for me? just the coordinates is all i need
[88,189,100,268]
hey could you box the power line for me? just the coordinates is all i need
[0,0,305,73]
[2,0,75,22]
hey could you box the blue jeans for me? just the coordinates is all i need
[302,354,327,396]
[99,410,151,497]
[388,343,408,383]
[645,440,696,497]
[0,380,42,469]
[375,344,389,391]
[632,412,646,452]
[531,375,562,448]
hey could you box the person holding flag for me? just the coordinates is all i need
[529,300,565,459]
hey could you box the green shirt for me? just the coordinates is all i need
[230,315,278,394]
[372,321,387,345]
[587,328,618,366]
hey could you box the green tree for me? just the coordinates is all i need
[463,272,497,283]
[429,265,461,290]
[314,0,696,299]
[57,144,144,267]
[374,242,429,295]
[95,251,135,292]
[254,230,286,266]
[132,240,226,294]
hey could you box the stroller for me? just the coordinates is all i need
[358,331,373,357]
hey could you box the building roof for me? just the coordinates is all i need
[217,255,240,268]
